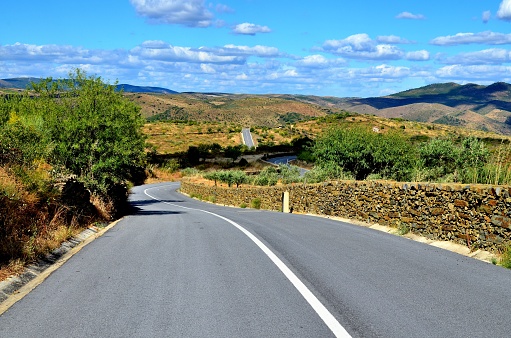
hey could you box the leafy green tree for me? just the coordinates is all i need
[230,170,248,187]
[417,138,458,179]
[32,69,147,193]
[253,166,279,186]
[224,145,243,163]
[312,126,414,180]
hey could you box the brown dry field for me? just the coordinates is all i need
[144,112,511,155]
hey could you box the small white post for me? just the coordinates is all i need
[282,191,290,213]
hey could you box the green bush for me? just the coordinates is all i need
[303,163,354,183]
[251,198,261,209]
[204,170,247,187]
[181,167,200,177]
[253,166,279,186]
[500,246,511,269]
[416,137,489,183]
[279,165,302,184]
[312,126,414,181]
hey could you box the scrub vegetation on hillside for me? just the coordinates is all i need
[0,70,147,276]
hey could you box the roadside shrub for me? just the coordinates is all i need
[181,167,200,177]
[162,159,180,173]
[416,137,490,183]
[251,198,261,209]
[204,170,248,187]
[303,163,354,183]
[279,165,302,184]
[500,246,511,269]
[252,166,279,186]
[203,171,221,186]
[312,126,414,181]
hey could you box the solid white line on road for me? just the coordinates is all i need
[144,185,352,338]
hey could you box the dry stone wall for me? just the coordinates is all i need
[180,179,511,251]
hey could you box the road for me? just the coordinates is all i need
[241,128,255,148]
[265,155,309,176]
[1,182,511,337]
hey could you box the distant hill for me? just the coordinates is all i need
[4,77,511,135]
[0,77,177,94]
[115,84,177,94]
[0,77,42,89]
[328,82,511,135]
[126,82,511,135]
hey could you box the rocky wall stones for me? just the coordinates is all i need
[180,179,511,252]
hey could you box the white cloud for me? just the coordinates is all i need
[203,44,282,57]
[406,50,430,61]
[360,64,411,78]
[430,31,511,46]
[436,64,511,81]
[377,35,413,44]
[200,64,215,73]
[295,55,346,68]
[131,41,245,64]
[441,48,511,65]
[497,0,511,21]
[232,23,271,35]
[483,10,491,23]
[0,43,125,64]
[396,12,425,20]
[129,0,213,27]
[322,34,404,60]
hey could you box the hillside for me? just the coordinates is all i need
[331,82,511,134]
[4,78,511,134]
[128,92,332,127]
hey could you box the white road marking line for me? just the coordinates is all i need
[144,186,351,338]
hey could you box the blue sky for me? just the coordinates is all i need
[2,1,511,97]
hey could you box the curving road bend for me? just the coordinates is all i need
[1,182,510,337]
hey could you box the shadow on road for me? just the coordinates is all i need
[127,199,187,216]
[131,210,185,216]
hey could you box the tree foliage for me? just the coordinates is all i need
[312,126,414,180]
[33,70,147,192]
[1,69,147,200]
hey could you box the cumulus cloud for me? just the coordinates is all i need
[201,44,282,58]
[436,64,511,81]
[130,41,245,64]
[232,23,271,35]
[396,12,425,20]
[321,34,404,60]
[358,64,411,78]
[130,0,213,27]
[483,10,491,23]
[497,0,511,21]
[406,50,430,61]
[377,35,413,44]
[0,43,125,64]
[430,31,511,46]
[295,55,346,68]
[440,48,511,65]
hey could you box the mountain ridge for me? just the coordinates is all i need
[3,78,511,134]
[0,77,177,94]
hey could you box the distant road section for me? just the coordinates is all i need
[265,155,309,176]
[241,128,255,148]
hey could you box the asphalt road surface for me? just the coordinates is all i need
[241,128,255,148]
[1,182,510,337]
[265,155,308,176]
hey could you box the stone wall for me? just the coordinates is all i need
[180,179,511,251]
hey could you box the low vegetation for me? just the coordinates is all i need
[0,70,147,276]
